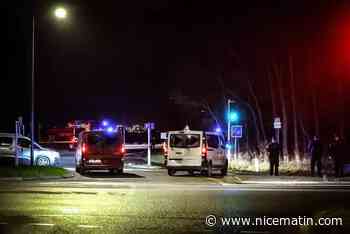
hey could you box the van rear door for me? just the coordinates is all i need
[168,131,202,167]
[85,132,123,159]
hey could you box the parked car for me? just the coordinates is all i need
[75,130,125,174]
[0,133,60,166]
[164,127,227,176]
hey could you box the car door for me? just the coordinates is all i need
[218,136,227,165]
[206,134,221,166]
[17,138,33,165]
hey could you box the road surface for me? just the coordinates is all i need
[0,152,348,233]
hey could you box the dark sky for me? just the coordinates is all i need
[3,1,349,132]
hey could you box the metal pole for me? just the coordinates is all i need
[15,121,19,166]
[30,16,35,166]
[147,124,151,166]
[234,137,237,161]
[227,99,231,160]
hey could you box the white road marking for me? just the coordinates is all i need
[78,225,101,228]
[28,223,55,226]
[241,231,270,234]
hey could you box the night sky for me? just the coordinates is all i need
[4,1,350,135]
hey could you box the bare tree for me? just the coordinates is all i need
[247,79,266,144]
[289,56,300,163]
[267,68,277,119]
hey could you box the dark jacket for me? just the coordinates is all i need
[267,142,281,161]
[329,140,345,161]
[309,140,323,159]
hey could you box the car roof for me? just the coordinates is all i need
[0,133,31,140]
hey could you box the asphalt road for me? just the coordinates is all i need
[0,153,349,234]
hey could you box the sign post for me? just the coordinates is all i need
[273,117,282,144]
[231,125,243,161]
[144,122,155,166]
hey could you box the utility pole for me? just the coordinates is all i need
[30,16,35,166]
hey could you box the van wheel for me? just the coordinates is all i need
[117,168,123,174]
[36,156,50,166]
[80,168,86,175]
[221,160,228,176]
[207,162,213,177]
[188,170,195,176]
[168,169,176,176]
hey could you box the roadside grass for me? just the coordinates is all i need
[0,166,69,178]
[229,159,311,176]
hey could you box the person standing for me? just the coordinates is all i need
[329,134,345,177]
[267,137,281,176]
[309,136,323,177]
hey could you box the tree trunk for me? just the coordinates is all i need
[273,62,288,161]
[311,88,320,137]
[268,68,277,118]
[289,56,300,164]
[247,79,266,144]
[337,78,345,139]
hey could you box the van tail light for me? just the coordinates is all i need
[201,144,207,158]
[72,136,78,143]
[121,145,126,154]
[82,143,87,159]
[82,143,87,153]
[163,142,168,156]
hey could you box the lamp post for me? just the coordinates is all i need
[226,99,236,160]
[30,7,67,165]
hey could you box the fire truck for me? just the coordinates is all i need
[40,120,96,150]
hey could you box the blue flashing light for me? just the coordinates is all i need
[107,127,114,132]
[215,127,222,133]
[225,144,232,149]
[102,120,109,127]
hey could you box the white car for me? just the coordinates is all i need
[165,127,228,176]
[0,133,60,166]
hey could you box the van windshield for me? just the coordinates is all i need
[170,134,200,148]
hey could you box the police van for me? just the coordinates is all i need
[164,126,228,176]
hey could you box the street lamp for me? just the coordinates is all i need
[54,7,67,19]
[30,6,68,165]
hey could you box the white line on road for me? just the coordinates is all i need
[78,225,101,228]
[28,223,55,226]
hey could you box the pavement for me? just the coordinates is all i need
[0,151,349,233]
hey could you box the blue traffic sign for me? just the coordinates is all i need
[231,125,243,138]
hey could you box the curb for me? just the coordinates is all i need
[0,172,75,182]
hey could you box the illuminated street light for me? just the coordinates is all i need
[54,7,67,19]
[30,6,68,166]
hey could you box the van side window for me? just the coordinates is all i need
[18,138,31,148]
[206,135,219,148]
[0,137,13,147]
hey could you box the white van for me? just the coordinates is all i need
[165,127,228,176]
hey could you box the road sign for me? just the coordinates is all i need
[231,125,243,138]
[160,132,167,140]
[274,117,282,129]
[144,122,155,130]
